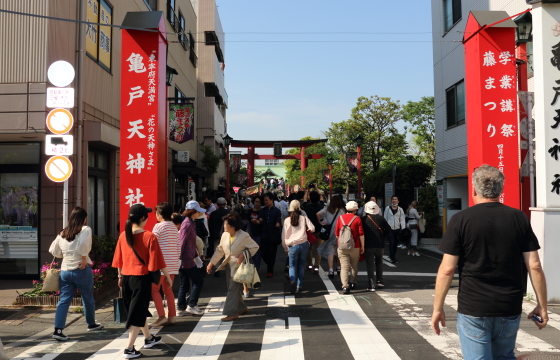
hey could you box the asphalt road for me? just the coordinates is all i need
[2,245,559,360]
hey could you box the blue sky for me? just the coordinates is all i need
[216,0,436,149]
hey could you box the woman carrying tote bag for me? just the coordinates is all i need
[112,204,173,359]
[49,207,103,341]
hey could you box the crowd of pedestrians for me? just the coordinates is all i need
[43,166,549,359]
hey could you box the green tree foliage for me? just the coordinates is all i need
[402,96,436,167]
[418,184,442,238]
[363,161,433,209]
[200,145,221,175]
[284,137,332,189]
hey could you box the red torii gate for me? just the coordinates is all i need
[231,139,328,187]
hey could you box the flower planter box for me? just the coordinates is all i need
[15,279,119,307]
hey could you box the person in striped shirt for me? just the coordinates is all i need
[150,202,181,327]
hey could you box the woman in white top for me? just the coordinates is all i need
[49,207,102,341]
[282,200,315,294]
[150,202,181,327]
[317,195,345,278]
[406,201,423,257]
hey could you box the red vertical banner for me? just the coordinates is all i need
[120,12,168,231]
[464,12,520,208]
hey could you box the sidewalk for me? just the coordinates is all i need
[0,280,32,307]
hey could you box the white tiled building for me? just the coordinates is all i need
[431,0,532,223]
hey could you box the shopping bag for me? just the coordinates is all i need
[113,289,128,324]
[306,230,317,245]
[233,262,255,284]
[418,219,426,234]
[42,258,60,292]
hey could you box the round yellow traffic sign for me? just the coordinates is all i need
[45,156,73,182]
[46,108,74,135]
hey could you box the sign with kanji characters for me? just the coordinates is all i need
[120,12,168,231]
[230,153,241,173]
[463,11,520,208]
[169,103,194,144]
[46,88,74,108]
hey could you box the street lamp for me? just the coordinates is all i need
[223,133,233,199]
[514,12,532,43]
[327,157,334,201]
[355,135,364,200]
[166,65,178,86]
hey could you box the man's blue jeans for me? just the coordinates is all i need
[288,242,309,288]
[457,312,521,360]
[177,266,204,310]
[55,266,96,329]
[387,229,400,261]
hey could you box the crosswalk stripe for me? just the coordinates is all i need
[319,267,401,359]
[260,317,304,360]
[378,293,463,360]
[382,256,396,268]
[446,295,560,353]
[175,297,233,359]
[11,340,76,360]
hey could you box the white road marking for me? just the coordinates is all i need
[259,317,304,360]
[11,340,76,360]
[379,293,463,360]
[382,256,396,268]
[357,271,457,277]
[4,314,82,349]
[446,296,559,353]
[285,296,296,305]
[319,267,401,359]
[175,297,233,359]
[268,295,296,307]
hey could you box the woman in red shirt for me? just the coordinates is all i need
[112,204,172,359]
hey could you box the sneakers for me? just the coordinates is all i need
[342,287,350,295]
[143,334,163,348]
[308,265,313,271]
[313,268,319,275]
[87,323,104,331]
[350,283,356,290]
[328,270,334,279]
[176,310,190,317]
[243,291,250,298]
[376,281,385,288]
[290,281,297,295]
[407,251,411,256]
[123,346,142,358]
[390,259,398,264]
[413,252,421,257]
[52,328,68,341]
[187,305,203,316]
[398,245,406,249]
[366,287,376,292]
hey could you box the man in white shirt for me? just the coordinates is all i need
[383,196,406,264]
[204,196,217,215]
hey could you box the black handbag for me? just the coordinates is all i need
[113,289,128,323]
[130,245,161,285]
[319,209,339,240]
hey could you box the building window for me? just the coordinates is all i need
[87,148,110,237]
[189,32,197,67]
[443,0,461,33]
[86,0,112,72]
[167,0,176,30]
[0,143,40,278]
[178,10,187,50]
[446,80,465,128]
[265,159,280,166]
[175,87,186,103]
[144,0,157,10]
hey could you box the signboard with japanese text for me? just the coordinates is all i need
[120,12,168,232]
[346,152,358,173]
[98,0,112,70]
[46,88,74,108]
[230,153,241,173]
[169,103,194,144]
[86,0,99,59]
[464,12,520,208]
[322,169,330,184]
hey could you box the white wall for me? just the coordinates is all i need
[446,178,469,223]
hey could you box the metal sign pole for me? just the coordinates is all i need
[63,179,68,228]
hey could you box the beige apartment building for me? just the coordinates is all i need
[0,0,227,280]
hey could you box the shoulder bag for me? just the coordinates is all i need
[319,209,339,240]
[42,257,61,292]
[367,215,383,234]
[233,249,256,284]
[130,244,161,285]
